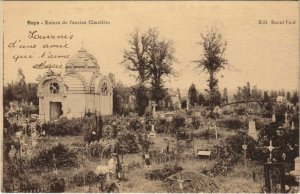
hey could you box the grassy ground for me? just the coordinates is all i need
[18,130,266,193]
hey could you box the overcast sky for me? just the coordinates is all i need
[3,1,299,94]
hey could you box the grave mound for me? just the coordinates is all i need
[164,170,218,193]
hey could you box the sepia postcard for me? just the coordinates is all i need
[1,1,299,193]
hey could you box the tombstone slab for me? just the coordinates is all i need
[290,157,300,182]
[272,113,276,122]
[248,120,257,140]
[149,125,156,138]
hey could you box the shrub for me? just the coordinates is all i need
[258,122,299,165]
[20,181,42,192]
[155,118,172,133]
[176,128,191,140]
[89,141,104,158]
[45,117,91,136]
[261,109,272,118]
[137,134,151,152]
[171,114,185,134]
[128,118,143,132]
[193,129,215,140]
[235,107,246,116]
[102,125,113,139]
[84,125,103,144]
[116,131,139,154]
[50,177,66,192]
[217,118,245,130]
[31,143,78,169]
[224,131,260,161]
[208,131,259,176]
[73,170,99,187]
[145,165,183,181]
[274,104,287,124]
[191,117,201,129]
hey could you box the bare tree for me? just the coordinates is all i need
[123,28,151,85]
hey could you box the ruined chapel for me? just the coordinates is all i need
[37,48,113,122]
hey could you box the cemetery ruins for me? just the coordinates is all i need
[37,48,113,122]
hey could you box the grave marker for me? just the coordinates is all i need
[285,112,288,124]
[152,102,157,116]
[266,140,278,163]
[242,142,247,167]
[272,112,276,122]
[53,153,58,175]
[256,140,278,163]
[187,99,189,111]
[149,125,156,138]
[290,157,300,182]
[291,121,295,130]
[248,120,257,140]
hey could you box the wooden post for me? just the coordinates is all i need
[192,125,195,159]
[178,170,184,190]
[187,99,189,111]
[242,141,247,167]
[53,153,58,174]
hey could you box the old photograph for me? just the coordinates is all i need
[1,1,299,193]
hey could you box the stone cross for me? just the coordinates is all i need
[266,140,278,162]
[9,101,13,108]
[282,153,286,161]
[255,140,278,163]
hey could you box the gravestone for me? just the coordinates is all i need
[248,120,257,140]
[149,125,156,138]
[290,157,300,182]
[152,102,157,116]
[291,121,295,130]
[272,112,276,122]
[187,99,189,111]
